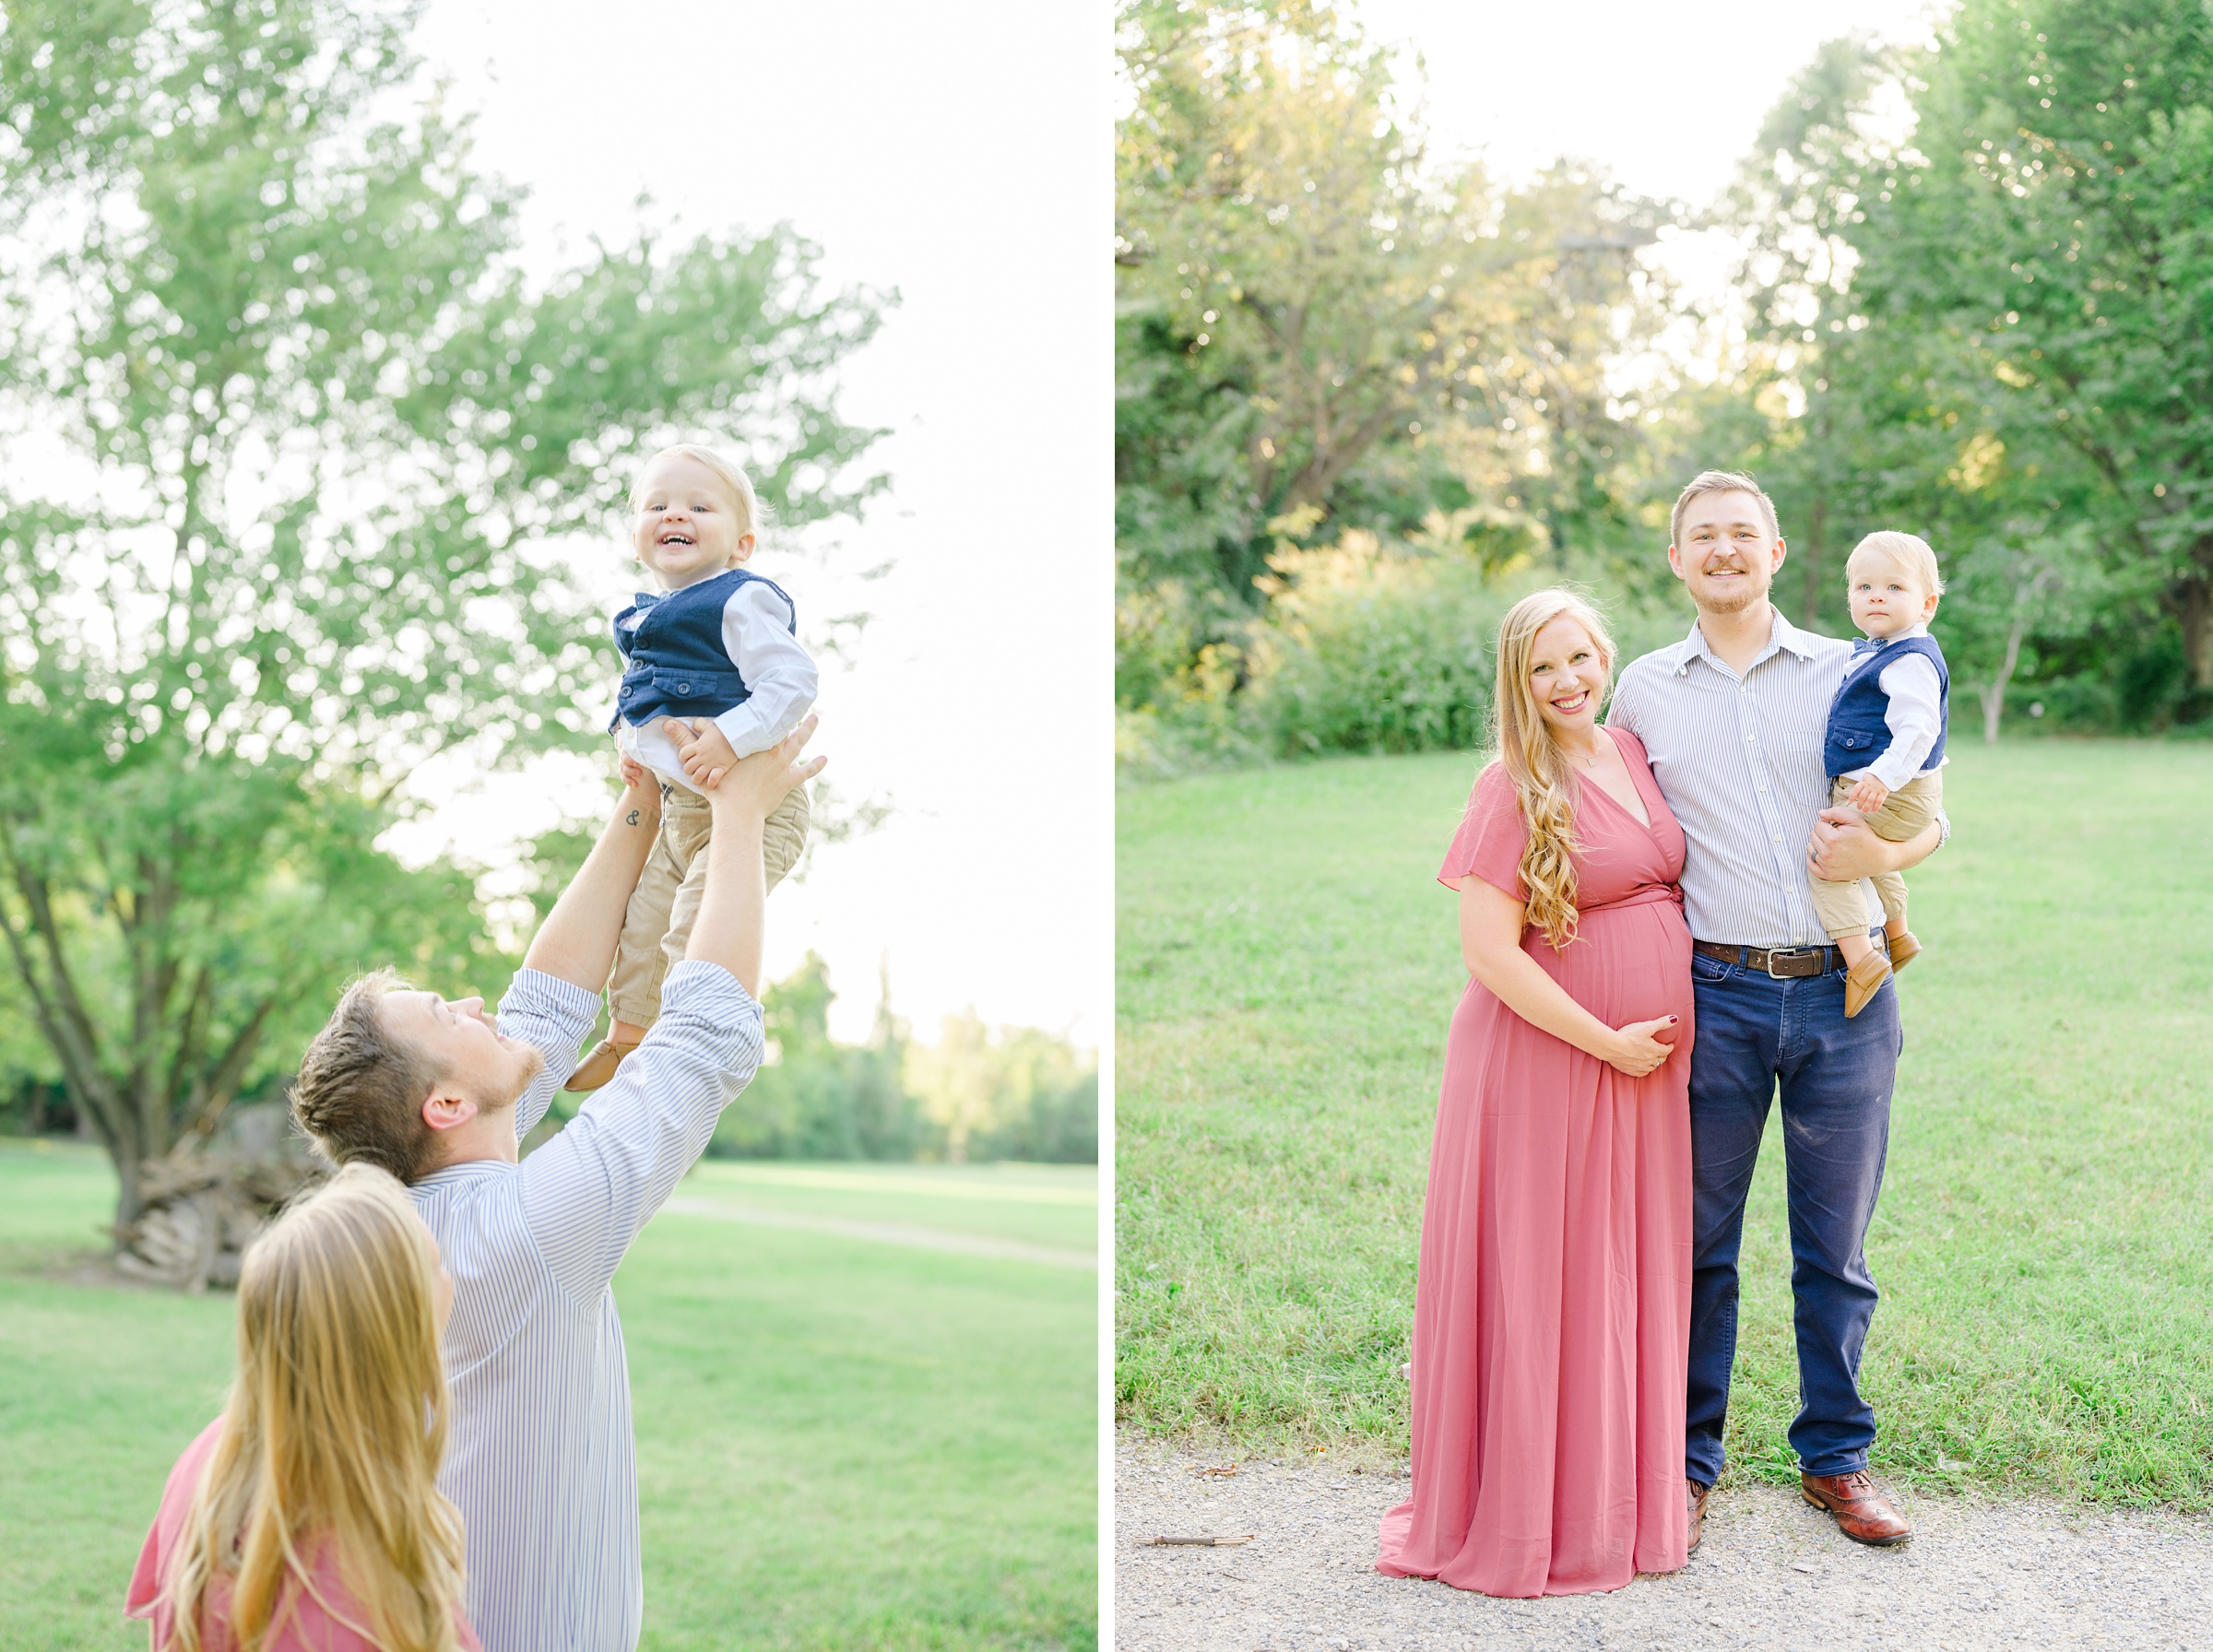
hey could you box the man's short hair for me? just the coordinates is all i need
[1671,470,1781,548]
[1848,529,1947,598]
[290,968,444,1184]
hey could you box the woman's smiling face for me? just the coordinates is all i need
[1526,616,1610,736]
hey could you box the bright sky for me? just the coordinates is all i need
[388,1,1109,1045]
[1359,0,1942,204]
[1352,0,1946,331]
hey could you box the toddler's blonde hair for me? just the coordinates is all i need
[1848,530,1945,598]
[630,443,760,541]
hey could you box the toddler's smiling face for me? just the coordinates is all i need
[632,453,754,589]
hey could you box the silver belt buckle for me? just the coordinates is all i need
[1764,945,1824,979]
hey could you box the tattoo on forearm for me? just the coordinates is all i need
[626,810,640,826]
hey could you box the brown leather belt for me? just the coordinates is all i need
[1692,939,1848,978]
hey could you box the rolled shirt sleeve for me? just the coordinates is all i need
[1865,653,1946,793]
[517,960,763,1304]
[712,580,818,760]
[495,968,605,1141]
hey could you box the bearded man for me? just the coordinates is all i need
[1606,473,1942,1551]
[290,717,822,1652]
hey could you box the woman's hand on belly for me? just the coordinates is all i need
[1602,1016,1678,1078]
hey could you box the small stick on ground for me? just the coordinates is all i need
[1138,1534,1256,1547]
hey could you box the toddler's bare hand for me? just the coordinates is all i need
[672,717,740,792]
[619,754,654,791]
[1849,776,1890,813]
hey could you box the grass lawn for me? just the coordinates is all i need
[1116,738,2213,1506]
[0,1143,1097,1650]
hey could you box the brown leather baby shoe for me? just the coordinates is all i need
[1843,951,1891,1019]
[1801,1469,1912,1545]
[1887,931,1923,974]
[563,1034,641,1092]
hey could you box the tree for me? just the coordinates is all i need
[0,0,886,1228]
[1115,0,1668,710]
[711,952,926,1162]
[1850,0,2213,698]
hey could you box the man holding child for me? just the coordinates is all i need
[288,711,822,1650]
[1607,470,1943,1549]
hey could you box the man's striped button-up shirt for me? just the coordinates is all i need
[410,961,763,1652]
[1605,608,1884,950]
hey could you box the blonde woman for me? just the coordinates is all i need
[1378,589,1696,1598]
[125,1164,480,1652]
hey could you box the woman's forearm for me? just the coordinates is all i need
[1467,945,1624,1064]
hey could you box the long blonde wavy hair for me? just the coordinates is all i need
[1489,588,1617,950]
[160,1163,466,1652]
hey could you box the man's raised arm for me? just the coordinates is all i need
[522,760,664,992]
[516,717,824,1304]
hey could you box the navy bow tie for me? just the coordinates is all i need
[1852,634,1888,655]
[632,591,658,608]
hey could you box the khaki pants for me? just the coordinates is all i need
[606,782,811,1027]
[1808,769,1943,942]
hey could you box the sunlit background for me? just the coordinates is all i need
[384,0,1107,1046]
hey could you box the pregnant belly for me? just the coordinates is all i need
[1529,902,1694,1029]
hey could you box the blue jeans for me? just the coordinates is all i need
[1684,949,1902,1484]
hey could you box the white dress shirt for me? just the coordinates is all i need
[410,962,763,1652]
[615,577,817,794]
[1844,622,1947,792]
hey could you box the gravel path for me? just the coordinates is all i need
[1115,1434,2213,1650]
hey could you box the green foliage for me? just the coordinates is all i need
[905,1008,1098,1166]
[711,953,928,1162]
[1118,0,2213,768]
[0,0,886,1222]
[1118,741,2213,1503]
[701,954,1098,1165]
[1711,1,2213,727]
[1115,0,1677,761]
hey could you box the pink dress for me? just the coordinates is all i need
[1377,726,1694,1597]
[126,1418,483,1652]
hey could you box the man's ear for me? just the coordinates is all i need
[1769,535,1788,572]
[422,1091,481,1136]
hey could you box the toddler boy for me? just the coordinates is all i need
[566,443,817,1090]
[1817,529,1949,1019]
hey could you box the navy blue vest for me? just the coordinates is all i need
[1824,631,1949,778]
[609,568,796,732]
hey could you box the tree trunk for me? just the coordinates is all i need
[1978,612,2028,744]
[2176,565,2212,692]
[1802,490,1828,631]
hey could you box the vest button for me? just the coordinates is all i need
[677,682,692,693]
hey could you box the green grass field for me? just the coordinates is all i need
[0,1144,1097,1650]
[1117,738,2213,1505]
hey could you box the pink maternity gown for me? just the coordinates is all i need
[1377,726,1694,1597]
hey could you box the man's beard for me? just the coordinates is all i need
[1698,568,1766,615]
[493,1044,550,1114]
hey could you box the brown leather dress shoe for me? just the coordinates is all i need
[563,1034,641,1092]
[1887,931,1923,974]
[1842,951,1891,1019]
[1800,1469,1911,1545]
[1686,1479,1710,1553]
